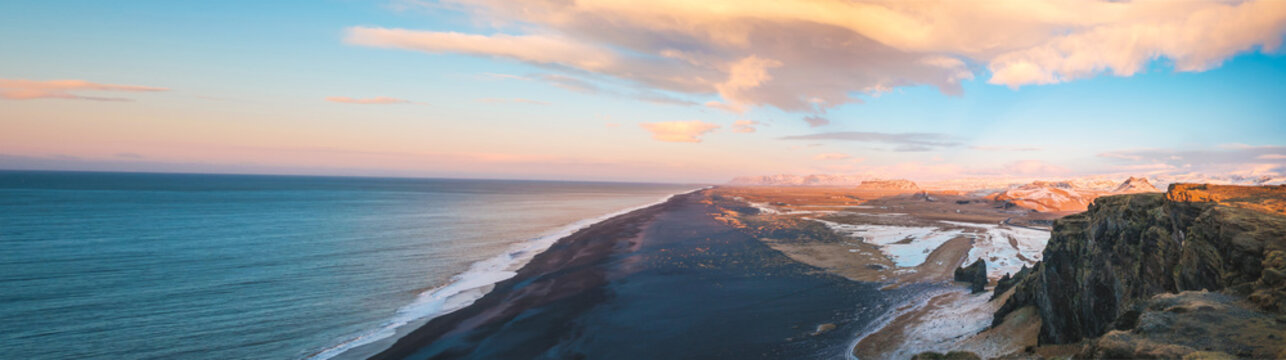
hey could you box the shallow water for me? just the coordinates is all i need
[0,171,693,360]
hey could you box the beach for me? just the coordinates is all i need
[371,190,907,359]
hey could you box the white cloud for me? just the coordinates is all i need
[325,96,412,104]
[814,152,851,160]
[731,119,759,133]
[0,79,166,101]
[358,0,1286,116]
[639,120,721,143]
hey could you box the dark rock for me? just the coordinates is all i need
[955,259,987,294]
[1080,291,1286,359]
[993,188,1286,345]
[910,351,982,360]
[991,265,1030,301]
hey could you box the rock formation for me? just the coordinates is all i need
[954,259,987,294]
[992,184,1286,351]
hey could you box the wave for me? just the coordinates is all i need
[305,187,707,360]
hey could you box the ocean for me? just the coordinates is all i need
[0,171,696,360]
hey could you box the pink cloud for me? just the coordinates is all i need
[325,96,412,104]
[345,27,618,71]
[0,79,166,101]
[639,121,720,143]
[731,119,759,133]
[358,0,1286,113]
[477,98,550,105]
[814,152,851,160]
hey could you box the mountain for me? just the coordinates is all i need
[855,179,919,191]
[992,184,1286,358]
[1112,176,1159,193]
[990,181,1100,212]
[726,174,869,186]
[991,176,1163,213]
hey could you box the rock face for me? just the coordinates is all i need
[1167,183,1286,216]
[990,265,1030,301]
[910,351,982,360]
[954,259,988,294]
[1081,291,1286,359]
[856,179,919,191]
[993,184,1286,345]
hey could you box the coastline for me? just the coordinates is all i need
[367,188,897,359]
[316,187,707,360]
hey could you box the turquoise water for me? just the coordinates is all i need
[0,171,694,359]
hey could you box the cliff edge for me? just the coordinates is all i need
[992,184,1286,357]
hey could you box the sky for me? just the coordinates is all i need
[1,0,1285,184]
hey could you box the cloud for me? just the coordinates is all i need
[803,115,830,127]
[779,131,960,150]
[999,160,1070,176]
[731,119,759,133]
[1098,145,1286,175]
[814,152,851,160]
[712,56,781,113]
[970,145,1042,152]
[345,27,618,71]
[325,96,412,104]
[639,120,720,143]
[477,97,550,105]
[492,72,699,106]
[0,79,166,101]
[987,1,1286,88]
[359,0,1286,114]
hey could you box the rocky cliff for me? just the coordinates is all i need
[992,184,1286,349]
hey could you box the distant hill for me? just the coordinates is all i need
[991,176,1163,212]
[727,174,869,186]
[856,179,919,191]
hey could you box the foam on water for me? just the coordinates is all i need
[308,187,707,360]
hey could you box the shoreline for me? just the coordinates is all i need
[368,188,896,359]
[363,190,700,359]
[315,187,706,360]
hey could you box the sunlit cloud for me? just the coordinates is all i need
[731,120,759,133]
[1098,145,1286,176]
[802,115,830,128]
[639,120,720,143]
[345,27,618,71]
[325,96,412,105]
[362,0,1286,124]
[477,97,550,105]
[970,145,1043,152]
[780,131,960,151]
[814,152,851,160]
[0,79,166,101]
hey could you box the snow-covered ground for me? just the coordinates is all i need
[816,220,966,268]
[855,288,1015,360]
[941,221,1050,279]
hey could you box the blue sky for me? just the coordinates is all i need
[2,0,1284,183]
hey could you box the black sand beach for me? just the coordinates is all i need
[370,190,904,360]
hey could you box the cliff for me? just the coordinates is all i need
[992,184,1286,355]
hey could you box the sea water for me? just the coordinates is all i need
[0,171,695,359]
